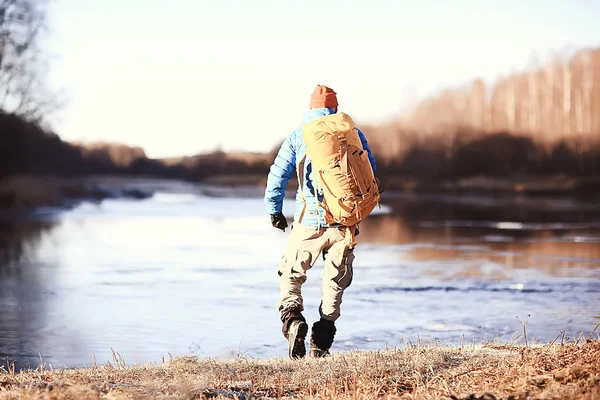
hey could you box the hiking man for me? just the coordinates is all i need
[264,85,378,359]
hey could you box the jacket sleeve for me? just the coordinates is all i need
[357,128,377,174]
[264,131,296,215]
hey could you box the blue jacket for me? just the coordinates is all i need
[264,107,376,227]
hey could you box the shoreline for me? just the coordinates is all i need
[201,173,600,198]
[1,173,598,214]
[0,175,194,214]
[0,341,598,399]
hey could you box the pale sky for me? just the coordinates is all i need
[46,0,599,159]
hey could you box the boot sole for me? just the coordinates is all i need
[310,348,331,358]
[288,321,308,359]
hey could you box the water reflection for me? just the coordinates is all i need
[0,219,54,269]
[0,218,58,371]
[361,194,600,277]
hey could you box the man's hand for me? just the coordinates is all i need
[271,213,288,232]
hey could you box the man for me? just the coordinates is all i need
[264,85,377,359]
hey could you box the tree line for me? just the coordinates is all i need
[407,48,599,139]
[365,48,600,178]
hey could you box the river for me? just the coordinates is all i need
[1,180,599,370]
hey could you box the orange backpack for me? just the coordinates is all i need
[298,112,380,229]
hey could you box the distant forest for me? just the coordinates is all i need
[364,48,600,179]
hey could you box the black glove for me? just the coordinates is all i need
[271,213,288,232]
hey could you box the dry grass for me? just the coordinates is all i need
[0,175,63,209]
[0,175,158,210]
[0,341,598,399]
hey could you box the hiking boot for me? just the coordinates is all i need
[286,319,308,359]
[309,347,331,358]
[310,319,336,358]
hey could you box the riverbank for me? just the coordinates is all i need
[0,341,598,399]
[202,173,600,199]
[0,175,194,212]
[2,173,599,214]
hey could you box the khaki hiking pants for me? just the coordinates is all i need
[277,222,355,322]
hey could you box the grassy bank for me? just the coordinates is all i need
[0,341,598,399]
[0,175,156,211]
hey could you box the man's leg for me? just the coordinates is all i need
[277,223,326,358]
[310,227,355,357]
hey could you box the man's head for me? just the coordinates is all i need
[310,85,338,112]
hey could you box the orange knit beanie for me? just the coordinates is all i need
[310,85,338,109]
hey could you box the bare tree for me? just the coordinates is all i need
[0,0,57,123]
[469,79,486,131]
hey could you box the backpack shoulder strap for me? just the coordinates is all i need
[297,154,307,223]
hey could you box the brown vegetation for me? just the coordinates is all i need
[0,341,598,399]
[404,49,599,140]
[73,141,147,169]
[0,112,186,182]
[365,48,600,185]
[0,175,62,209]
[161,150,275,182]
[0,175,156,210]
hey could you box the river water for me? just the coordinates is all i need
[1,180,599,370]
